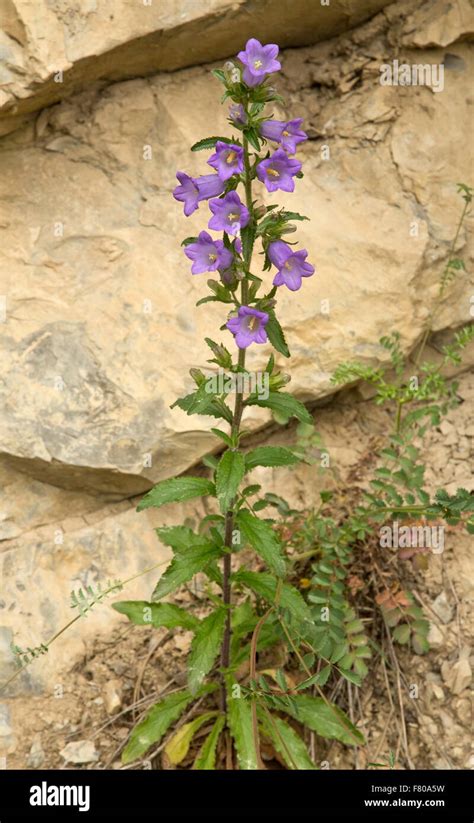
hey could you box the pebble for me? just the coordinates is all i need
[427,622,444,648]
[0,703,17,754]
[104,680,122,715]
[27,734,44,768]
[60,739,99,764]
[431,592,453,624]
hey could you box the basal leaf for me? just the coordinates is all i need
[122,690,193,764]
[262,714,316,770]
[227,680,258,770]
[193,715,225,770]
[281,695,365,746]
[164,711,218,765]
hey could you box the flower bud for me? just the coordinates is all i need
[190,368,206,387]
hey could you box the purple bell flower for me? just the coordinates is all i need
[184,231,233,275]
[208,142,244,182]
[260,118,308,155]
[226,306,269,349]
[256,149,302,193]
[208,191,250,236]
[237,38,281,87]
[172,172,199,217]
[268,240,315,291]
[173,172,225,216]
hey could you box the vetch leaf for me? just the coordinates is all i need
[112,600,199,631]
[138,477,215,512]
[215,450,245,514]
[152,543,222,600]
[193,715,225,770]
[188,608,227,694]
[244,446,300,471]
[236,510,286,577]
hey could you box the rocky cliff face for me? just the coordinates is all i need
[0,0,472,692]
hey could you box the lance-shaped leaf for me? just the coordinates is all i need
[122,690,193,764]
[280,694,365,746]
[188,607,227,694]
[246,391,312,425]
[164,711,218,766]
[137,477,215,512]
[112,600,199,631]
[266,312,290,358]
[233,570,312,627]
[191,135,236,151]
[261,713,316,770]
[152,543,222,601]
[155,525,204,553]
[244,446,300,472]
[193,715,225,770]
[227,680,258,770]
[215,450,245,514]
[236,510,286,577]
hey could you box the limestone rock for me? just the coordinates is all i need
[104,679,122,715]
[0,0,393,136]
[60,739,98,764]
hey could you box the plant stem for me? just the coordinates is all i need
[219,127,254,718]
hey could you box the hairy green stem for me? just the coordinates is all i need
[219,126,254,719]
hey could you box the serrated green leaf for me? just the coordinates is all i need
[215,450,245,514]
[191,135,235,151]
[155,525,205,553]
[246,391,312,424]
[193,715,225,770]
[122,690,193,764]
[227,682,258,769]
[234,570,312,626]
[244,445,300,471]
[188,608,227,694]
[138,477,215,511]
[236,510,286,577]
[266,311,290,358]
[112,600,199,631]
[281,695,365,745]
[164,711,218,765]
[152,544,222,600]
[296,665,332,690]
[263,714,316,769]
